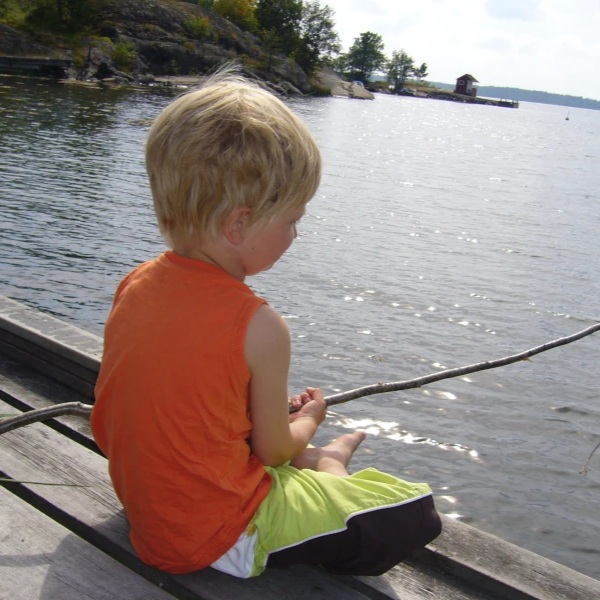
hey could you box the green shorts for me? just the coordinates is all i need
[212,464,440,578]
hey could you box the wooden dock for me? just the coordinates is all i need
[497,99,520,108]
[0,56,72,79]
[1,293,599,599]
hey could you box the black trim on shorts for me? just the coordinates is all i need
[266,494,441,576]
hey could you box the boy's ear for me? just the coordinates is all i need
[223,207,251,245]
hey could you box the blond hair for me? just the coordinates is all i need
[145,70,322,245]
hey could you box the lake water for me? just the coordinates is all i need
[1,75,599,579]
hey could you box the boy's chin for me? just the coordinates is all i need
[258,263,275,274]
[247,263,274,277]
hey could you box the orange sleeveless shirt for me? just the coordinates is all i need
[91,251,271,573]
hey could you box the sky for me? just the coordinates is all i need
[323,0,600,100]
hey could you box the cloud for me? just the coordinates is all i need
[485,0,542,20]
[476,37,513,53]
[323,0,600,99]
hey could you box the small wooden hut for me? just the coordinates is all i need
[454,74,479,96]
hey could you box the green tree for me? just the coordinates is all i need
[414,62,428,81]
[344,31,386,83]
[186,14,212,39]
[111,40,136,71]
[0,0,23,22]
[259,27,281,71]
[295,0,340,74]
[255,0,302,55]
[213,0,258,32]
[387,49,414,92]
[25,0,99,32]
[0,0,6,18]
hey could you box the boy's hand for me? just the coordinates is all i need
[288,387,326,425]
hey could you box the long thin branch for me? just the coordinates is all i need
[1,323,598,473]
[324,322,600,406]
[581,440,600,476]
[0,402,93,435]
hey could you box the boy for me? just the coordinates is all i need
[91,69,441,579]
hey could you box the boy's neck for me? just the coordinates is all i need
[171,241,247,282]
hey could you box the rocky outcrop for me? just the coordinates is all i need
[314,67,374,100]
[0,24,54,55]
[0,2,357,99]
[83,0,311,93]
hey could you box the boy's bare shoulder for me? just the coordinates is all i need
[245,304,290,361]
[248,303,290,336]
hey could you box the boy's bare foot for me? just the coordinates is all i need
[290,431,367,476]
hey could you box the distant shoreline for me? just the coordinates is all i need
[389,87,519,109]
[430,81,600,111]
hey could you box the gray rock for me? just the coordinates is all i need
[0,25,53,56]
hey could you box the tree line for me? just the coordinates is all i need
[1,0,428,91]
[337,31,428,91]
[0,0,103,33]
[206,1,428,91]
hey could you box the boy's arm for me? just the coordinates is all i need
[246,305,325,467]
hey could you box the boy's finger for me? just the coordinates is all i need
[288,395,302,408]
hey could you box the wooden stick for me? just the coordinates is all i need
[324,322,600,406]
[580,440,600,476]
[0,401,92,435]
[1,323,598,472]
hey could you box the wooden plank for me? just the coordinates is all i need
[422,515,600,600]
[0,295,101,396]
[0,296,102,363]
[0,352,97,451]
[0,399,377,599]
[338,560,499,600]
[0,487,175,600]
